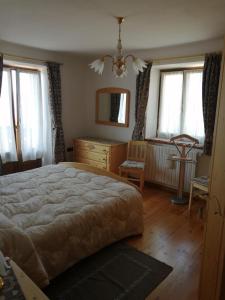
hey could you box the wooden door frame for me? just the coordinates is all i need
[199,39,225,300]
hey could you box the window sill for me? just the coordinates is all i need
[145,138,204,149]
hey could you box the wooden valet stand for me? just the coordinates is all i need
[169,134,199,205]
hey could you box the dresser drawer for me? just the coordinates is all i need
[74,140,109,154]
[73,138,127,174]
[76,150,107,164]
[76,157,107,170]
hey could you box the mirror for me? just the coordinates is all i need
[96,87,130,127]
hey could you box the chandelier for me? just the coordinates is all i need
[89,17,147,78]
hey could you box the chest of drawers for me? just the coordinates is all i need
[73,137,127,174]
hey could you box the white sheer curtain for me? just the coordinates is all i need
[40,67,53,165]
[182,70,205,144]
[157,70,205,143]
[19,67,53,164]
[158,71,183,138]
[0,69,18,162]
[19,70,43,161]
[0,65,53,165]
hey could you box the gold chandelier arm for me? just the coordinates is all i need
[102,54,114,65]
[124,54,135,62]
[102,54,113,60]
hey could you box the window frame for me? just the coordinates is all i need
[156,66,204,139]
[2,64,41,162]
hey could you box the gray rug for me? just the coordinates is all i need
[44,242,172,300]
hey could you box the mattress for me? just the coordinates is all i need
[0,164,143,287]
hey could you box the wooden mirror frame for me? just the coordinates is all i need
[95,87,130,127]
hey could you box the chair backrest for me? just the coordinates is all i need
[127,141,147,162]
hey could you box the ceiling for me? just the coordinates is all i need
[0,0,224,54]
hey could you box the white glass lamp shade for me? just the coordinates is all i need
[89,59,105,75]
[132,57,147,74]
[89,56,146,77]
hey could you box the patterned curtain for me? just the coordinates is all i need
[202,53,222,155]
[110,93,121,122]
[0,54,2,94]
[0,55,3,175]
[47,62,65,163]
[132,62,152,140]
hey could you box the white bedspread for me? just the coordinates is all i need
[0,164,143,287]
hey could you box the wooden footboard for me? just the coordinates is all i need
[60,162,141,193]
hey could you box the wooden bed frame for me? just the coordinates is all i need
[0,162,143,288]
[60,162,141,193]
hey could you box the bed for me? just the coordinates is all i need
[0,162,143,287]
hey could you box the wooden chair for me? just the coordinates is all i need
[119,141,147,191]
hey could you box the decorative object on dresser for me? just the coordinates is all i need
[73,137,127,174]
[119,141,147,191]
[96,87,130,127]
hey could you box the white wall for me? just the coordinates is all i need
[0,40,87,159]
[83,38,224,142]
[134,38,224,61]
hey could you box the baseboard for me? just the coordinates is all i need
[145,180,190,197]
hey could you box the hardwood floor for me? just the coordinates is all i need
[126,186,205,300]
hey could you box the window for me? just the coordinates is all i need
[0,69,18,162]
[117,93,126,123]
[157,68,205,143]
[0,64,53,164]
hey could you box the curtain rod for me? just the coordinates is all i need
[147,51,222,65]
[0,52,63,66]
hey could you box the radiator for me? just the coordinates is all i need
[145,143,203,192]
